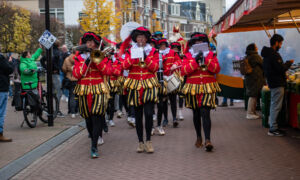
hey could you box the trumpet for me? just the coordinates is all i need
[90,47,115,64]
[138,56,146,68]
[138,43,146,68]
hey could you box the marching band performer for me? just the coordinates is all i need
[170,42,185,120]
[156,38,181,131]
[107,49,122,127]
[180,32,221,152]
[73,32,117,158]
[120,26,159,153]
[116,43,136,127]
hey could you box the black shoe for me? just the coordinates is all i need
[57,111,65,118]
[173,120,179,128]
[268,129,285,137]
[230,102,234,106]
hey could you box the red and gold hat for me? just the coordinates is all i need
[158,38,169,47]
[81,31,102,45]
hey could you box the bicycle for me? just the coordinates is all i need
[21,68,59,128]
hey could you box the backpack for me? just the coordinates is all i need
[239,57,252,75]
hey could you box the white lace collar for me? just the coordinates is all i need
[159,48,170,56]
[131,42,153,56]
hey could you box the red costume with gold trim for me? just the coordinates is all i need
[181,51,221,108]
[122,47,159,106]
[73,54,113,118]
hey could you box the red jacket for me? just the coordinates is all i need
[181,51,220,85]
[72,53,113,95]
[122,48,159,80]
[161,49,181,76]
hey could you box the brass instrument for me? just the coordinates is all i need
[138,56,146,68]
[138,44,146,68]
[90,47,114,64]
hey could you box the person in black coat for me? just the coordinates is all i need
[0,54,14,142]
[261,34,293,136]
[245,43,264,119]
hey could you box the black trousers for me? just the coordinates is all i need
[107,93,116,120]
[179,96,184,108]
[68,82,78,114]
[134,102,154,142]
[168,93,177,121]
[85,115,104,149]
[157,95,168,126]
[192,107,211,140]
[119,94,135,118]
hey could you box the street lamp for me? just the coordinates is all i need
[132,0,137,21]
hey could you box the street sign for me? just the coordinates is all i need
[38,30,57,49]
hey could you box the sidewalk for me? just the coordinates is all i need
[11,102,300,180]
[0,99,82,169]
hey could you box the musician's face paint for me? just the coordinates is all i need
[195,40,203,44]
[172,47,179,52]
[136,35,147,47]
[86,40,97,49]
[159,43,167,50]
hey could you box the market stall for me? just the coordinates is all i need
[211,0,300,128]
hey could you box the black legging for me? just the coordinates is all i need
[157,95,168,126]
[119,94,128,113]
[85,115,104,149]
[107,93,116,120]
[134,102,154,142]
[168,93,177,121]
[192,107,211,140]
[179,97,184,108]
[119,94,135,118]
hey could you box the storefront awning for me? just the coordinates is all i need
[210,0,300,37]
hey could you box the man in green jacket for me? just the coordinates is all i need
[20,45,43,90]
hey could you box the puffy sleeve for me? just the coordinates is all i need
[180,54,198,76]
[145,49,159,72]
[95,57,113,76]
[72,55,89,79]
[205,52,220,74]
[112,59,122,76]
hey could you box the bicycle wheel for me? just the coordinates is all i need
[39,92,59,123]
[23,98,38,128]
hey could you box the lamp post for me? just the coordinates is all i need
[45,0,54,126]
[132,0,137,21]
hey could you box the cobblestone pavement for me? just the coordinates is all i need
[0,98,82,168]
[12,103,300,180]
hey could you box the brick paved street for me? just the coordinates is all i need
[12,102,300,180]
[0,99,82,169]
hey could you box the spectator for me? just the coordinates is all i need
[20,46,43,91]
[261,34,294,136]
[62,48,78,118]
[245,43,264,119]
[220,97,234,107]
[52,40,64,117]
[0,54,14,142]
[60,45,70,102]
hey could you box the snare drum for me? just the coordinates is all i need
[164,74,181,93]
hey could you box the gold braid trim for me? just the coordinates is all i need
[124,77,160,91]
[74,82,109,96]
[182,82,221,96]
